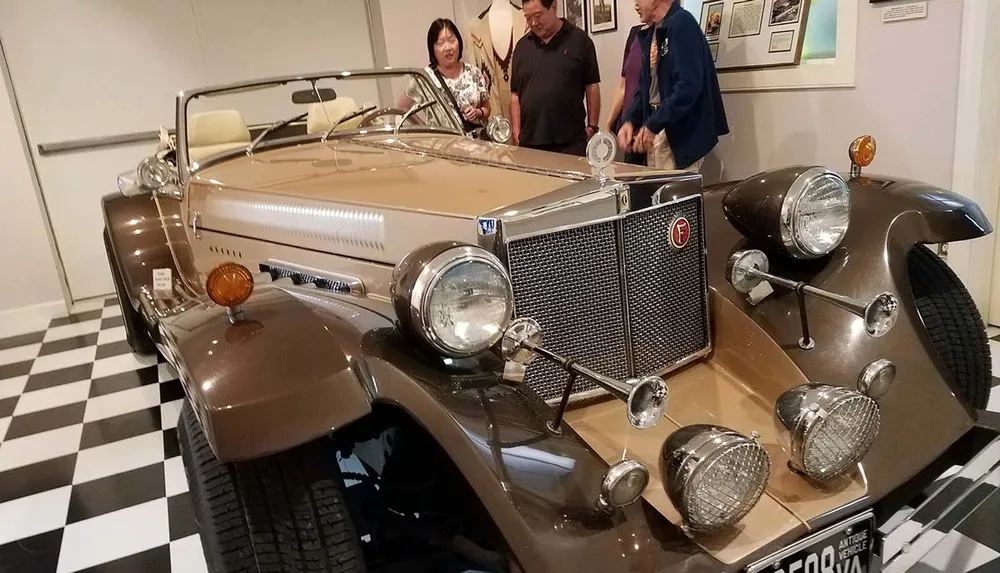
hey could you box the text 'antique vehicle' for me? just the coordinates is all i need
[102,68,1000,573]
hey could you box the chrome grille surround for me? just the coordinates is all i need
[500,187,710,403]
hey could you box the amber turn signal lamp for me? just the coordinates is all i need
[206,262,254,307]
[849,135,877,169]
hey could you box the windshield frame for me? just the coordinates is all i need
[174,67,464,183]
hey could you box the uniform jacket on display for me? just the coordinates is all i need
[625,1,729,169]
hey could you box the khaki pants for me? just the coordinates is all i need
[648,130,705,172]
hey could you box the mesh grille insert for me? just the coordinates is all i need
[505,195,709,402]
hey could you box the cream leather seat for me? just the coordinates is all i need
[306,97,362,135]
[188,110,251,162]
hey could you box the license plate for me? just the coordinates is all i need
[746,511,875,573]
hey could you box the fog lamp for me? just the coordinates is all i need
[206,262,255,308]
[598,459,649,512]
[775,384,880,482]
[661,425,770,533]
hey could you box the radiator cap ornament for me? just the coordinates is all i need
[587,131,617,181]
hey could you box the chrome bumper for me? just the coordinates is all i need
[877,423,1000,572]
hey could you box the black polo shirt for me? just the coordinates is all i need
[511,20,601,147]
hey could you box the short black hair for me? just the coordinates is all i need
[427,18,464,68]
[524,0,557,9]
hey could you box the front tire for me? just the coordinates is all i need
[908,244,992,409]
[178,402,366,573]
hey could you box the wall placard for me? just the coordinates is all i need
[699,0,810,71]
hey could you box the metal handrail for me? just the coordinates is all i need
[37,130,165,156]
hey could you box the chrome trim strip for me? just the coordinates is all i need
[745,510,875,573]
[38,130,162,156]
[503,190,702,244]
[265,258,367,297]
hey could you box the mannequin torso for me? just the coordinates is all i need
[488,2,513,59]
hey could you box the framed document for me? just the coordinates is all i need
[728,0,764,38]
[768,30,794,53]
[696,0,811,71]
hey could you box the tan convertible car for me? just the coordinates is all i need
[103,69,1000,573]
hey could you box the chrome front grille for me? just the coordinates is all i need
[506,195,709,402]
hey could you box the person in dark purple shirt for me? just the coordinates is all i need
[604,23,648,165]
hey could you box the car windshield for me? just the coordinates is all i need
[177,69,460,171]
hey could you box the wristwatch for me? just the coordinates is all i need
[587,124,599,133]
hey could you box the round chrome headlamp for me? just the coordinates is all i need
[391,242,513,357]
[780,167,851,259]
[598,459,649,512]
[136,156,175,190]
[775,383,881,482]
[486,116,512,144]
[661,425,771,533]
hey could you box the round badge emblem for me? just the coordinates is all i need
[669,217,691,250]
[586,131,617,171]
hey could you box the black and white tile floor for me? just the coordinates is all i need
[0,297,998,572]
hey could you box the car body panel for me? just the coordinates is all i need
[158,286,376,461]
[705,176,988,507]
[102,82,995,571]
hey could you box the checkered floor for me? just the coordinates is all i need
[0,297,998,572]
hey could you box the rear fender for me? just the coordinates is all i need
[101,192,200,315]
[160,286,379,461]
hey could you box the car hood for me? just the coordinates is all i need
[187,134,673,265]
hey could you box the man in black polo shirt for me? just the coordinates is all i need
[510,0,601,156]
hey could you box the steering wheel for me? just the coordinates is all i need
[358,107,422,128]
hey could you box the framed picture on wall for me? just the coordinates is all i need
[700,1,724,41]
[588,0,617,33]
[769,0,801,26]
[563,0,586,30]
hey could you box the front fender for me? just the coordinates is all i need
[704,175,989,504]
[160,285,380,461]
[357,328,726,573]
[881,178,993,244]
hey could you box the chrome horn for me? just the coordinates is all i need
[727,249,899,337]
[500,318,669,430]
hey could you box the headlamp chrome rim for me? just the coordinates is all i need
[779,167,850,259]
[775,383,881,482]
[408,245,513,357]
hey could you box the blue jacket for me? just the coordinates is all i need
[624,2,729,169]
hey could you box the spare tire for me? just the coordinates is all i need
[907,244,992,409]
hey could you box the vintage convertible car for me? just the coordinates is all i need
[102,68,1000,573]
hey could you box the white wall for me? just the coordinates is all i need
[0,0,376,303]
[711,1,965,187]
[0,62,62,314]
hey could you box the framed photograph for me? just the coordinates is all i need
[588,0,617,33]
[708,42,719,62]
[769,0,802,26]
[563,0,586,29]
[767,30,794,53]
[728,0,764,39]
[700,1,724,41]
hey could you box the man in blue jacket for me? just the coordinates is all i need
[617,0,729,171]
